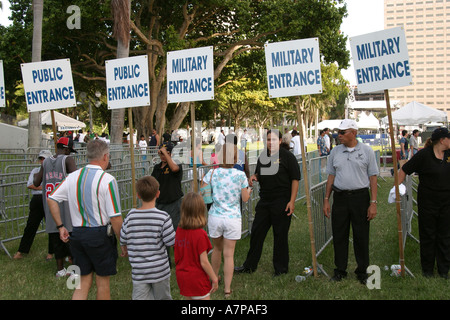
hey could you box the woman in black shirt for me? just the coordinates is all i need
[399,127,450,278]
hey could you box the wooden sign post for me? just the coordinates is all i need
[265,37,322,277]
[350,27,413,277]
[106,55,151,208]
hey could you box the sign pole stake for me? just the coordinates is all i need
[384,89,405,277]
[128,108,137,208]
[50,110,58,152]
[190,102,198,193]
[296,97,319,278]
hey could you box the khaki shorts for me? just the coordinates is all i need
[132,278,172,300]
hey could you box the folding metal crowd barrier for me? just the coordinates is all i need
[0,146,356,264]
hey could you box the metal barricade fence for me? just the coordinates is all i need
[0,146,363,263]
[0,178,38,257]
[397,174,419,277]
[308,156,328,187]
[309,180,333,277]
[400,175,419,249]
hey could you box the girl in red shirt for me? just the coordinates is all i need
[174,192,218,300]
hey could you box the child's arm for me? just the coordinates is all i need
[120,245,128,257]
[199,251,219,293]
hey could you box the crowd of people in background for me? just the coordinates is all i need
[10,122,450,299]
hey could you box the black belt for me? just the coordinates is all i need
[332,185,368,195]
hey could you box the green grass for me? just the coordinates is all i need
[0,177,448,300]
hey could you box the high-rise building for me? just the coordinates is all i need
[384,0,450,119]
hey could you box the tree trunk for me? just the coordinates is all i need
[168,101,190,131]
[28,0,43,151]
[109,0,131,145]
[154,87,167,136]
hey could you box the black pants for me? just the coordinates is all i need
[243,198,292,274]
[18,195,52,254]
[417,192,450,276]
[331,190,370,279]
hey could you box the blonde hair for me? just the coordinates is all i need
[219,143,238,168]
[178,192,207,229]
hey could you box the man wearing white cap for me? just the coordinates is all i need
[322,119,379,284]
[13,150,53,260]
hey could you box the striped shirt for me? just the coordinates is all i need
[49,164,122,227]
[120,208,175,283]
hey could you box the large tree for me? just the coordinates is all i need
[4,0,350,140]
[127,0,349,137]
[110,0,131,144]
[25,0,44,150]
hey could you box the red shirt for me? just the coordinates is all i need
[174,227,212,297]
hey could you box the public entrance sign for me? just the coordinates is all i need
[21,58,76,112]
[264,38,322,98]
[105,55,151,109]
[167,46,214,103]
[350,27,412,94]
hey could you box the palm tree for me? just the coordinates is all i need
[28,0,43,150]
[110,0,131,145]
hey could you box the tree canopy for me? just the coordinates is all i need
[1,0,350,142]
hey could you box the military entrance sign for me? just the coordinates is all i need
[264,38,322,98]
[350,27,412,94]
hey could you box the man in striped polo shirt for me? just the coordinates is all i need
[48,139,124,300]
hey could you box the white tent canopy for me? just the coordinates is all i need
[18,110,86,131]
[381,101,447,126]
[349,100,400,110]
[357,112,380,130]
[310,119,344,130]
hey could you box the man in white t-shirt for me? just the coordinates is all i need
[409,129,420,157]
[217,130,226,145]
[289,130,305,158]
[323,127,331,154]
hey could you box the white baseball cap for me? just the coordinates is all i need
[38,150,52,159]
[338,119,358,130]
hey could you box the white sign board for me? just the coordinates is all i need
[0,60,5,108]
[21,59,76,112]
[350,27,412,94]
[105,55,151,109]
[167,46,214,103]
[265,38,322,98]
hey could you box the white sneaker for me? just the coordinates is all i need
[67,269,78,279]
[55,268,67,278]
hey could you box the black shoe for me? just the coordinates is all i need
[273,271,287,277]
[358,276,368,285]
[234,265,255,274]
[330,273,346,282]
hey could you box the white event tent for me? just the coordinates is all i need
[381,101,447,126]
[311,119,344,130]
[357,112,380,130]
[18,110,86,131]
